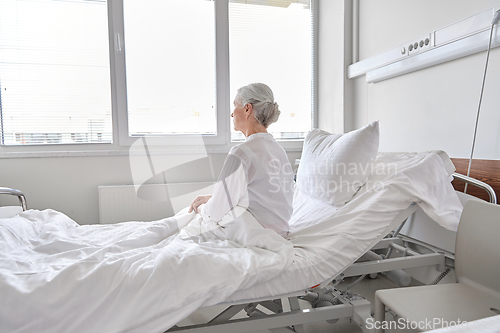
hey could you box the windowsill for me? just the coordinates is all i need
[0,140,304,159]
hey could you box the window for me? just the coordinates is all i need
[123,0,217,137]
[113,0,314,146]
[0,0,112,146]
[229,0,313,141]
[0,0,315,148]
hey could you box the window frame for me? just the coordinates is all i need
[0,0,114,147]
[109,0,230,147]
[109,0,316,148]
[0,0,317,154]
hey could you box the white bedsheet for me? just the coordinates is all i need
[0,151,462,333]
[0,207,293,333]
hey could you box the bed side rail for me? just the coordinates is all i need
[0,187,27,211]
[452,173,497,204]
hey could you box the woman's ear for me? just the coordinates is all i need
[245,103,253,118]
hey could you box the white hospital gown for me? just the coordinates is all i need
[201,133,294,237]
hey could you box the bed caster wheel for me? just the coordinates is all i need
[368,273,378,279]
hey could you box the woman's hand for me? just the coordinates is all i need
[188,195,212,213]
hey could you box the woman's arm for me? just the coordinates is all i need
[188,194,212,213]
[200,154,248,222]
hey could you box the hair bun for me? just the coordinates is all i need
[273,102,280,112]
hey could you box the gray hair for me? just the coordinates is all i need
[236,83,281,128]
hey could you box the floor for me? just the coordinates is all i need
[178,274,420,333]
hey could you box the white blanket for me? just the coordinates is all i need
[0,207,293,333]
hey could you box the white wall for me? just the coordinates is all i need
[0,151,301,224]
[317,0,353,133]
[353,0,500,159]
[1,156,135,223]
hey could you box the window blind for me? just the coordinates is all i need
[0,0,112,145]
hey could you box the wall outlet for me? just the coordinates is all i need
[408,33,432,56]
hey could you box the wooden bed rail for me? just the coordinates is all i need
[451,158,499,203]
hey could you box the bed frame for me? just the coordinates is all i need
[164,173,496,333]
[0,187,27,211]
[164,207,443,333]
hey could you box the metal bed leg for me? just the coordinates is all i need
[351,299,374,333]
[374,294,385,333]
[288,297,305,333]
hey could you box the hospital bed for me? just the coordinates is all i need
[0,123,495,333]
[1,152,493,333]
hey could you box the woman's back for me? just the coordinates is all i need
[202,133,294,237]
[232,133,294,236]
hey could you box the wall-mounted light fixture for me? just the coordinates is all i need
[347,6,500,83]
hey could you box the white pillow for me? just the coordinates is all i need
[296,121,380,206]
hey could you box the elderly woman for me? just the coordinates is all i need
[189,83,294,237]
